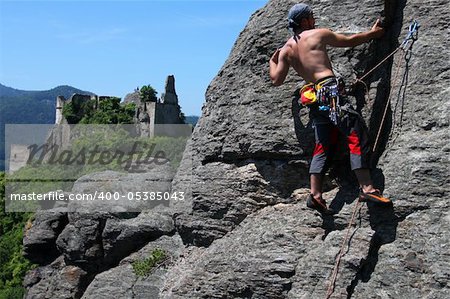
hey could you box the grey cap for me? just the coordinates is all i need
[287,3,312,27]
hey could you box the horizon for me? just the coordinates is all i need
[0,0,267,116]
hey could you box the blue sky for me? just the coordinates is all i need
[0,0,267,116]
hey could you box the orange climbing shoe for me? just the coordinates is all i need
[306,194,334,215]
[359,189,392,205]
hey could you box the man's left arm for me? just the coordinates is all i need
[269,49,289,86]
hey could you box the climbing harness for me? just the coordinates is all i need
[300,77,346,126]
[324,20,419,299]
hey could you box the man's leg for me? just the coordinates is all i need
[355,168,391,204]
[308,173,333,213]
[310,173,323,200]
[309,122,331,201]
[308,118,336,213]
[345,114,391,204]
[354,168,377,193]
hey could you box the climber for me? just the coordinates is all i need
[269,3,392,214]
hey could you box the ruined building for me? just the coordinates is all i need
[55,75,184,138]
[123,75,184,137]
[8,75,184,173]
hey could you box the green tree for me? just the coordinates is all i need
[63,97,135,125]
[140,85,157,103]
[179,111,186,124]
[0,172,34,298]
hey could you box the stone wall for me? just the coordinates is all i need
[8,144,30,173]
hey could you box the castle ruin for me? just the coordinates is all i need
[124,75,184,137]
[8,75,185,173]
[55,75,184,138]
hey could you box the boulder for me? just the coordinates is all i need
[167,0,450,297]
[82,235,184,299]
[23,256,89,299]
[23,207,68,265]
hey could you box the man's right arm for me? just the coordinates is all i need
[323,19,384,48]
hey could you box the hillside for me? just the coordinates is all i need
[0,84,94,170]
[0,84,93,101]
[184,115,199,126]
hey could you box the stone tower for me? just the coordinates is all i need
[160,75,178,104]
[55,96,66,125]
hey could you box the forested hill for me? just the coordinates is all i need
[0,84,94,170]
[0,83,95,124]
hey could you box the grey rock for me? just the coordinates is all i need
[82,235,184,299]
[68,165,174,213]
[25,164,177,296]
[173,160,311,246]
[23,208,68,265]
[55,213,106,271]
[23,256,89,299]
[166,0,450,298]
[101,210,175,265]
[162,203,373,298]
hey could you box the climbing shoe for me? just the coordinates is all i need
[306,194,334,215]
[359,189,392,205]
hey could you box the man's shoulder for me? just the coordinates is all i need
[308,28,332,36]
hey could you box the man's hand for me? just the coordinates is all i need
[371,19,385,39]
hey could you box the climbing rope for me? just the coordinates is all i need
[325,20,419,299]
[371,20,419,154]
[325,200,362,299]
[360,20,419,154]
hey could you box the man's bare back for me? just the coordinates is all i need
[282,29,336,83]
[269,16,384,85]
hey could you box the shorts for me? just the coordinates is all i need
[308,100,370,175]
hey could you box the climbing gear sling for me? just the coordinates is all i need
[300,77,346,126]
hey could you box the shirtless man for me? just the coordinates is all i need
[269,3,392,214]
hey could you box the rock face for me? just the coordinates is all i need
[166,0,450,298]
[23,0,449,298]
[23,165,177,298]
[81,235,184,299]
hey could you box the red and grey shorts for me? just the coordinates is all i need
[309,110,370,174]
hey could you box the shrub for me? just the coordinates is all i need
[0,172,34,297]
[131,248,167,277]
[63,98,135,125]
